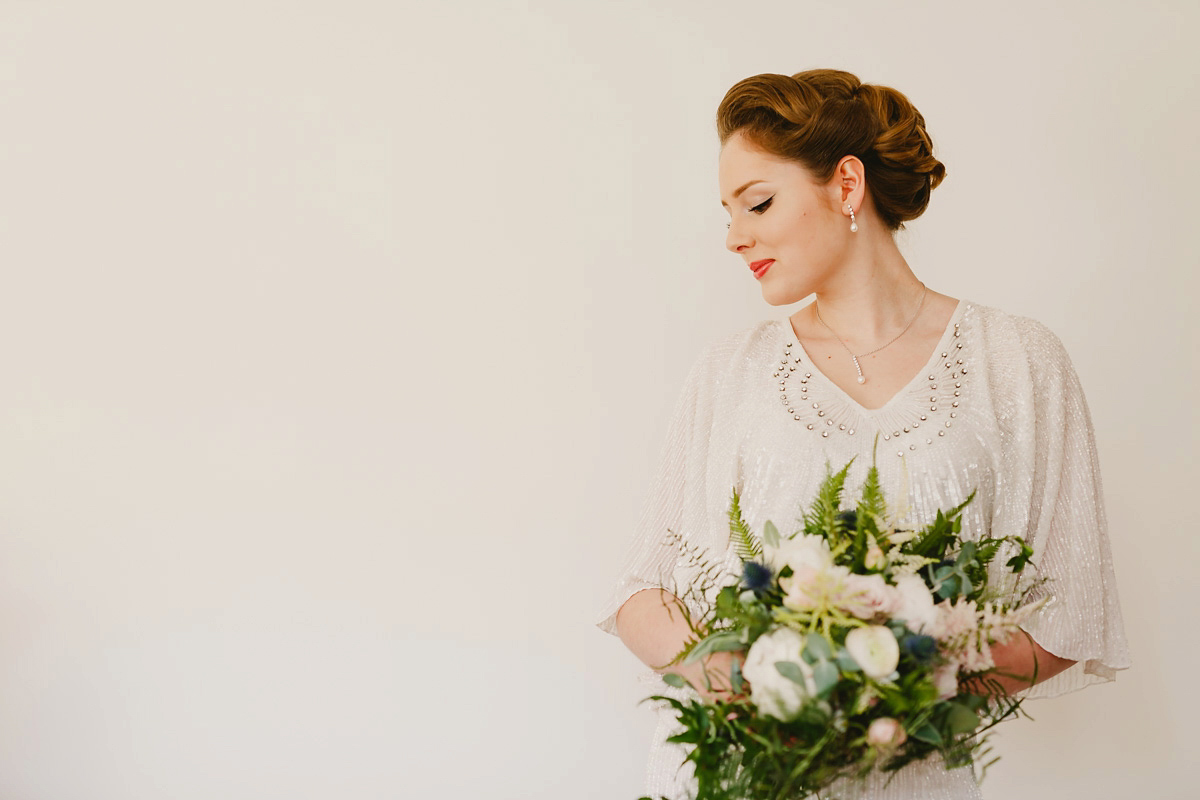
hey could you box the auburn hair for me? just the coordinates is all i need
[716,69,946,232]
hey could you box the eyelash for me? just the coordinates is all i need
[726,197,773,229]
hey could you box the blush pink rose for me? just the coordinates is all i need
[866,717,908,749]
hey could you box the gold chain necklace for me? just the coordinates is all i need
[813,283,928,385]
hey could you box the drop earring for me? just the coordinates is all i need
[846,203,858,233]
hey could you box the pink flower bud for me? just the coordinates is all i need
[866,717,908,749]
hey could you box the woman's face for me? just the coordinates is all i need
[718,131,850,306]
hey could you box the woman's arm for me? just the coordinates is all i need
[617,590,1075,701]
[616,588,745,702]
[969,628,1076,695]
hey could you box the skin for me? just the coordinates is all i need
[719,130,964,411]
[614,132,1076,702]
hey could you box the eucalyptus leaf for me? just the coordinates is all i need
[946,703,982,734]
[835,653,862,672]
[682,631,743,664]
[813,661,839,698]
[763,520,781,548]
[804,633,832,661]
[662,673,687,688]
[937,576,960,599]
[774,660,810,688]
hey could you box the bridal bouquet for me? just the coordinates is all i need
[638,456,1047,800]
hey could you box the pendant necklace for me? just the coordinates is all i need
[814,283,928,385]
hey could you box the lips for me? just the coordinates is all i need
[749,259,774,278]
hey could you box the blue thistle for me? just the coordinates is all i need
[900,633,938,665]
[742,560,774,591]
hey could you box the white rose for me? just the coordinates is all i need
[764,534,833,575]
[893,574,938,633]
[780,562,850,612]
[866,717,908,749]
[770,536,840,613]
[845,625,901,680]
[742,628,817,721]
[841,573,901,620]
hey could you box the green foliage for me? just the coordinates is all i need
[684,631,745,665]
[762,520,781,549]
[902,489,975,561]
[631,453,1043,799]
[1005,540,1034,572]
[802,459,855,543]
[728,488,763,562]
[856,461,887,525]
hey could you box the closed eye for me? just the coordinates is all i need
[726,196,774,229]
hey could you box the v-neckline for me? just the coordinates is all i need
[782,299,968,415]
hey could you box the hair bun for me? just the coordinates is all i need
[717,69,946,231]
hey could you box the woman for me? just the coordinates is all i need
[594,69,1131,799]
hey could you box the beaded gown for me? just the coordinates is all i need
[594,300,1131,800]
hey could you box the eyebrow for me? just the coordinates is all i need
[720,180,767,209]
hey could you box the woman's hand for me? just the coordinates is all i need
[667,649,751,703]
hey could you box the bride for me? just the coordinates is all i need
[595,68,1130,799]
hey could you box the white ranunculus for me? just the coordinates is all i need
[893,574,939,633]
[845,625,901,680]
[742,627,816,721]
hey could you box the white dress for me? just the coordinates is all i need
[594,299,1131,800]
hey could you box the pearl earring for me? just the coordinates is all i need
[846,203,858,233]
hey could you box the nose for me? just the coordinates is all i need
[726,217,754,254]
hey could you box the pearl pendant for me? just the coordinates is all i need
[856,375,866,384]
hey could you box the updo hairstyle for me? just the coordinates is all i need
[716,69,946,232]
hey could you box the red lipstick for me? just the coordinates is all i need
[749,259,774,279]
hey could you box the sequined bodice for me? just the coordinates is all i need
[774,300,971,457]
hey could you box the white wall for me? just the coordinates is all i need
[0,1,1194,798]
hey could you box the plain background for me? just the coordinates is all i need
[0,1,1196,798]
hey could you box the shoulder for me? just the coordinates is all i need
[965,302,1084,411]
[965,301,1074,369]
[690,318,783,375]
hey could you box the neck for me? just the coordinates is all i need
[808,238,926,348]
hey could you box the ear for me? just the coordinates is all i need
[833,155,867,216]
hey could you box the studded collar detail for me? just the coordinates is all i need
[773,301,973,455]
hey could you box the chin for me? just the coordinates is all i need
[761,284,809,307]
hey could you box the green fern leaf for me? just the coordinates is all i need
[804,458,855,539]
[727,488,763,561]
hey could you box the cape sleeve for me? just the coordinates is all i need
[1003,317,1132,698]
[593,345,718,639]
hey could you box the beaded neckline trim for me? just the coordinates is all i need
[773,301,974,456]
